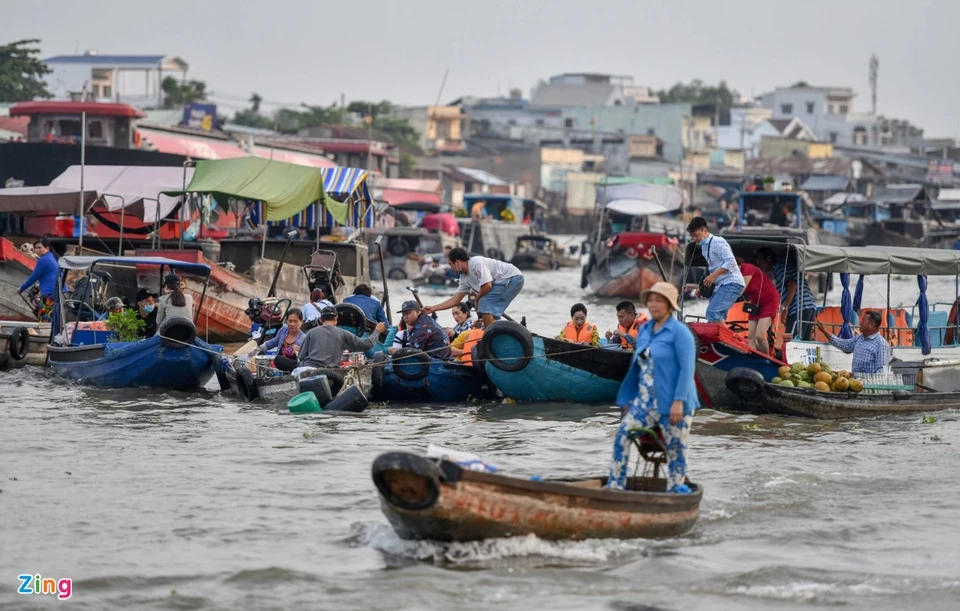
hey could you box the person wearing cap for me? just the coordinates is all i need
[97,296,127,321]
[134,288,159,337]
[423,247,524,328]
[156,273,194,325]
[396,300,451,359]
[607,282,699,494]
[298,306,386,369]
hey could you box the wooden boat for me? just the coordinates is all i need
[510,235,577,271]
[581,182,689,297]
[721,190,849,247]
[372,451,702,541]
[0,322,50,370]
[478,321,631,403]
[220,303,373,403]
[369,350,494,403]
[0,237,38,321]
[724,367,960,418]
[45,255,222,389]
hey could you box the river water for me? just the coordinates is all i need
[1,266,958,610]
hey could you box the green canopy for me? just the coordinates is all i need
[177,158,347,224]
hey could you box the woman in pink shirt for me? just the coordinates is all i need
[739,261,780,355]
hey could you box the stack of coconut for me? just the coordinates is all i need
[771,362,865,393]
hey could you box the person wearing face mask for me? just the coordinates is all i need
[134,288,159,338]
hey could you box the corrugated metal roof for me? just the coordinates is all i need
[453,166,507,186]
[800,175,850,191]
[45,54,165,65]
[530,83,615,107]
[937,188,960,202]
[872,184,926,204]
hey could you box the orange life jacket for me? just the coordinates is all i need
[459,328,485,366]
[562,320,596,344]
[617,315,647,349]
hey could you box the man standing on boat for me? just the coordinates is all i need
[816,310,891,375]
[423,247,524,328]
[686,217,745,326]
[18,237,58,323]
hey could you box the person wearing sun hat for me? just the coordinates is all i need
[606,281,699,494]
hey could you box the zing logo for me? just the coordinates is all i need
[18,574,72,600]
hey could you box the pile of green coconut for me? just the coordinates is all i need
[771,362,865,392]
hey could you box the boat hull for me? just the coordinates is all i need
[725,367,960,418]
[373,452,702,541]
[373,356,493,403]
[688,322,784,410]
[47,335,219,389]
[0,324,50,369]
[0,238,38,321]
[479,321,631,403]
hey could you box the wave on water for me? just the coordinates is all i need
[353,522,648,568]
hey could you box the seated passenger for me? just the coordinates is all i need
[135,289,158,337]
[299,306,386,369]
[446,302,476,339]
[605,300,648,349]
[557,303,600,347]
[343,284,387,324]
[450,322,484,365]
[302,289,334,325]
[98,296,126,321]
[395,300,451,359]
[156,273,194,324]
[251,308,307,372]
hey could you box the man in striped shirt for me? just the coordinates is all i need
[757,248,818,341]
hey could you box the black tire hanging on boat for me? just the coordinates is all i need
[387,267,408,280]
[371,452,443,511]
[387,238,410,257]
[391,348,431,382]
[470,345,490,386]
[235,366,259,401]
[214,358,231,391]
[158,317,197,349]
[486,248,505,261]
[479,320,534,373]
[371,352,387,389]
[580,265,590,289]
[8,326,30,361]
[724,367,765,400]
[335,303,368,337]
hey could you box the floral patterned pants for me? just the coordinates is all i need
[606,353,693,491]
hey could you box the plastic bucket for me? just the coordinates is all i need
[324,385,368,413]
[288,391,321,413]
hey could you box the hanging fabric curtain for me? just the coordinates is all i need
[839,273,854,339]
[917,275,931,355]
[247,167,375,229]
[852,274,865,312]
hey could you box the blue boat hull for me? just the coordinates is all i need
[47,335,220,390]
[374,358,493,403]
[481,328,632,403]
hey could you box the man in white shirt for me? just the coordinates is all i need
[424,247,524,327]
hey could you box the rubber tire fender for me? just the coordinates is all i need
[391,348,431,382]
[158,317,197,349]
[387,238,410,257]
[235,366,260,402]
[580,265,590,289]
[214,357,231,391]
[371,352,387,390]
[486,248,504,260]
[724,367,765,400]
[387,267,408,280]
[335,303,368,337]
[8,326,30,361]
[371,452,444,511]
[478,320,533,373]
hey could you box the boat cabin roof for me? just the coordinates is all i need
[685,238,960,276]
[58,255,212,276]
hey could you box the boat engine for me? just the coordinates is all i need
[245,297,291,345]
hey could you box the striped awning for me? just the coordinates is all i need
[248,167,375,228]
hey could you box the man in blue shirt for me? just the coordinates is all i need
[18,237,59,322]
[687,217,745,324]
[816,310,891,374]
[343,284,387,324]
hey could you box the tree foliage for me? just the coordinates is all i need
[161,76,207,109]
[0,39,52,101]
[655,79,734,107]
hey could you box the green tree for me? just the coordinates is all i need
[0,39,52,101]
[161,76,207,108]
[655,79,734,107]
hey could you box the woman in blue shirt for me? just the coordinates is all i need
[251,308,307,372]
[607,282,699,493]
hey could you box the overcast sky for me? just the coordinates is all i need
[9,0,959,136]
